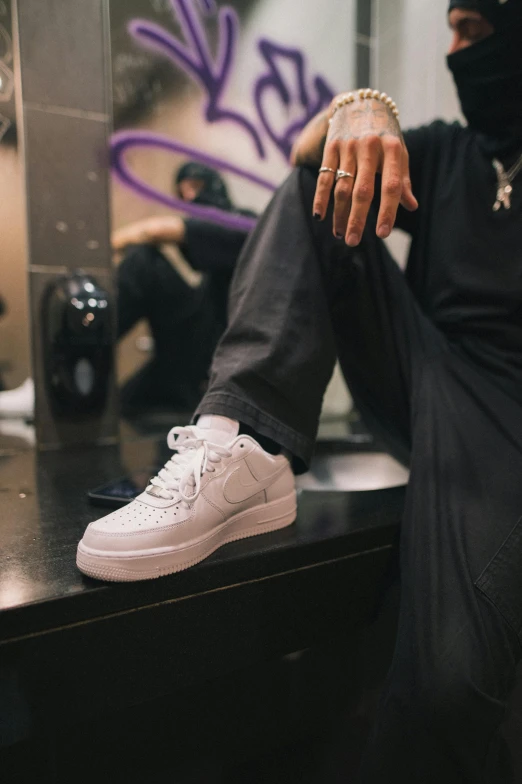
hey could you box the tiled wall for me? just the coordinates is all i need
[15,0,118,448]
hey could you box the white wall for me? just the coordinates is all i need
[231,0,355,209]
[111,0,358,399]
[374,0,462,130]
[374,0,463,266]
[236,0,356,97]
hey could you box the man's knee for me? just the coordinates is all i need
[118,244,161,273]
[272,166,318,216]
[293,164,318,208]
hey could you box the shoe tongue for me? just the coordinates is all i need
[197,415,239,445]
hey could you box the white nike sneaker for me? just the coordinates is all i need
[76,423,297,582]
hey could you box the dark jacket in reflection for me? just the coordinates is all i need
[117,167,256,415]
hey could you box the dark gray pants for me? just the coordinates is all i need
[196,167,522,782]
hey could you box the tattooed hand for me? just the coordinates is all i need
[313,95,418,245]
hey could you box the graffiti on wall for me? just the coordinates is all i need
[111,0,338,230]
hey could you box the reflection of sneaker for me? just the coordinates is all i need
[0,378,35,419]
[77,417,296,582]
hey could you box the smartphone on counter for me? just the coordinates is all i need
[88,468,159,508]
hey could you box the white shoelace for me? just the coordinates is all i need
[147,425,233,503]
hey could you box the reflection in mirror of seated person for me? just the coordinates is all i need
[79,3,522,781]
[114,162,257,415]
[0,165,256,420]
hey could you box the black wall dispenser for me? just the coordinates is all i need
[42,272,113,418]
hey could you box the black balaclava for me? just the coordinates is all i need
[174,162,233,211]
[447,0,522,157]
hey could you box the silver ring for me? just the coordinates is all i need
[336,170,355,182]
[319,166,336,175]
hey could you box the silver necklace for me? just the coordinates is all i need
[492,153,522,211]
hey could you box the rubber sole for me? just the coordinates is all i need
[76,491,297,582]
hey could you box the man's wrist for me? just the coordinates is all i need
[292,110,329,168]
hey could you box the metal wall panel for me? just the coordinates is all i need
[24,108,111,270]
[17,0,109,114]
[15,0,117,448]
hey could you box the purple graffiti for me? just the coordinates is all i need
[129,0,265,157]
[254,40,335,160]
[111,131,277,232]
[111,0,340,229]
[198,0,216,14]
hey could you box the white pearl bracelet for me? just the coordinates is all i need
[329,89,400,124]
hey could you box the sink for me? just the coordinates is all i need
[297,452,409,492]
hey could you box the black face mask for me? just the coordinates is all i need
[447,3,522,157]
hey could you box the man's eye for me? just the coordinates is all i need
[462,21,483,41]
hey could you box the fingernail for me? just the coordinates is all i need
[335,232,344,239]
[347,233,359,247]
[377,224,390,238]
[313,212,321,221]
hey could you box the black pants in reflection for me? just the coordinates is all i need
[117,245,223,413]
[195,167,522,782]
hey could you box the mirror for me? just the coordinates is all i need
[109,0,356,435]
[5,0,464,447]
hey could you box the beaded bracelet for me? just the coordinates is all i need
[329,89,399,124]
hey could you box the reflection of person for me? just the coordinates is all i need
[116,162,256,414]
[0,165,254,419]
[79,3,522,781]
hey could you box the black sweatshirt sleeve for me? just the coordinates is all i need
[389,120,455,236]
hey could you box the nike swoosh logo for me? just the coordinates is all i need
[223,460,286,504]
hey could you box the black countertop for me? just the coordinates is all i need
[0,437,405,643]
[0,433,405,730]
